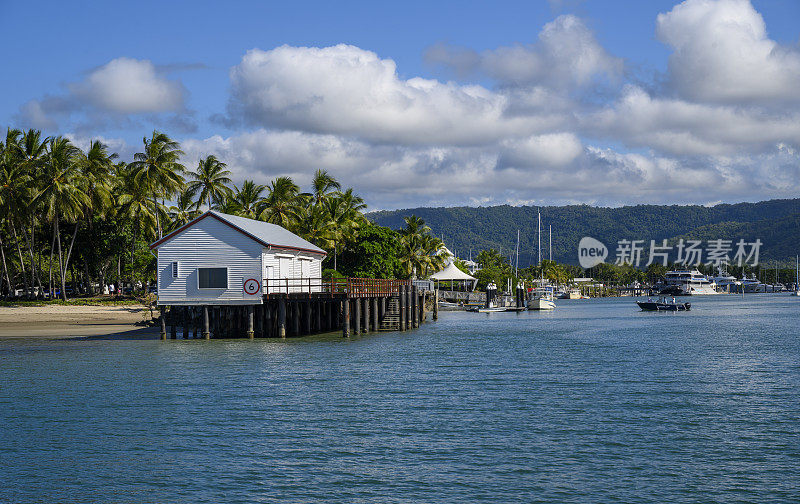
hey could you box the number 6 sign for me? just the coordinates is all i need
[243,278,260,295]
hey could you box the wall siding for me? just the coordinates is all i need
[156,216,325,304]
[156,217,263,305]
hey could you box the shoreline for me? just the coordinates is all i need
[0,305,159,340]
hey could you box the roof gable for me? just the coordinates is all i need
[150,211,326,255]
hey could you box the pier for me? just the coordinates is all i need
[159,277,430,340]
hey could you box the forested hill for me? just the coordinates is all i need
[367,199,800,267]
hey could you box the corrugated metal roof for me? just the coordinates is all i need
[150,210,326,255]
[211,211,326,254]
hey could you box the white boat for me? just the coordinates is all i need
[528,211,556,310]
[528,286,556,310]
[661,269,718,295]
[711,267,738,293]
[738,275,762,293]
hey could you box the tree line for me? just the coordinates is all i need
[0,128,447,300]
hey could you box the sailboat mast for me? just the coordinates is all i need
[538,210,543,283]
[537,211,541,266]
[515,229,520,277]
[549,224,552,262]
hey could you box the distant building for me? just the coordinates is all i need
[150,211,326,305]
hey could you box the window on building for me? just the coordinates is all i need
[198,268,227,289]
[171,262,179,278]
[299,258,311,278]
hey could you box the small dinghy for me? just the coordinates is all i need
[637,296,691,311]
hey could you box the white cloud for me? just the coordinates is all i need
[179,129,800,210]
[426,15,622,88]
[72,58,186,114]
[64,133,131,158]
[15,57,191,131]
[657,0,800,104]
[226,45,555,145]
[587,86,800,156]
[500,133,583,168]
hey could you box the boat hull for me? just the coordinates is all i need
[527,299,555,310]
[637,301,691,311]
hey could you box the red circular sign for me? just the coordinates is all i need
[243,278,260,295]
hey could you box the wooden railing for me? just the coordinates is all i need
[262,277,411,298]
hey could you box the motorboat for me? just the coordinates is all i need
[556,288,581,299]
[660,269,718,295]
[738,275,762,293]
[527,286,556,310]
[711,267,738,293]
[637,296,691,311]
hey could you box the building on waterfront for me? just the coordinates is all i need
[150,210,326,306]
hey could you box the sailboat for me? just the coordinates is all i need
[527,210,556,310]
[793,256,800,296]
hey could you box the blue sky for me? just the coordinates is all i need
[2,0,800,209]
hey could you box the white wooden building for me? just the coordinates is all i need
[150,211,326,306]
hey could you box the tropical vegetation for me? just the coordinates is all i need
[0,127,446,299]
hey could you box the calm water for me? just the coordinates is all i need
[1,295,799,503]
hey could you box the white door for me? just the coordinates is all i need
[278,256,292,293]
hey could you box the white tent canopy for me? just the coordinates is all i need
[430,262,476,281]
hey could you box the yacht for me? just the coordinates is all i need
[738,274,762,293]
[711,267,738,293]
[661,269,718,295]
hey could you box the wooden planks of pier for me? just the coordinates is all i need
[159,277,430,340]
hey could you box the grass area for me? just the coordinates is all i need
[0,296,150,307]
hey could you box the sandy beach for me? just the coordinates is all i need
[0,304,159,339]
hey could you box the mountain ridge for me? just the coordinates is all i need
[367,199,800,267]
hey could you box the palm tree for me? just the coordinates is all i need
[168,188,201,231]
[188,155,232,210]
[399,215,447,279]
[259,176,300,229]
[231,180,266,219]
[80,140,116,214]
[212,194,243,216]
[0,128,34,296]
[325,189,366,270]
[33,137,89,300]
[116,163,157,293]
[308,169,341,207]
[76,140,117,294]
[294,203,335,250]
[0,129,25,295]
[129,131,186,239]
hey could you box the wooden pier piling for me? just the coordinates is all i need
[160,306,167,340]
[342,299,350,337]
[203,306,210,339]
[371,297,378,333]
[170,307,177,339]
[247,305,254,339]
[278,297,286,338]
[354,298,361,334]
[399,286,406,331]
